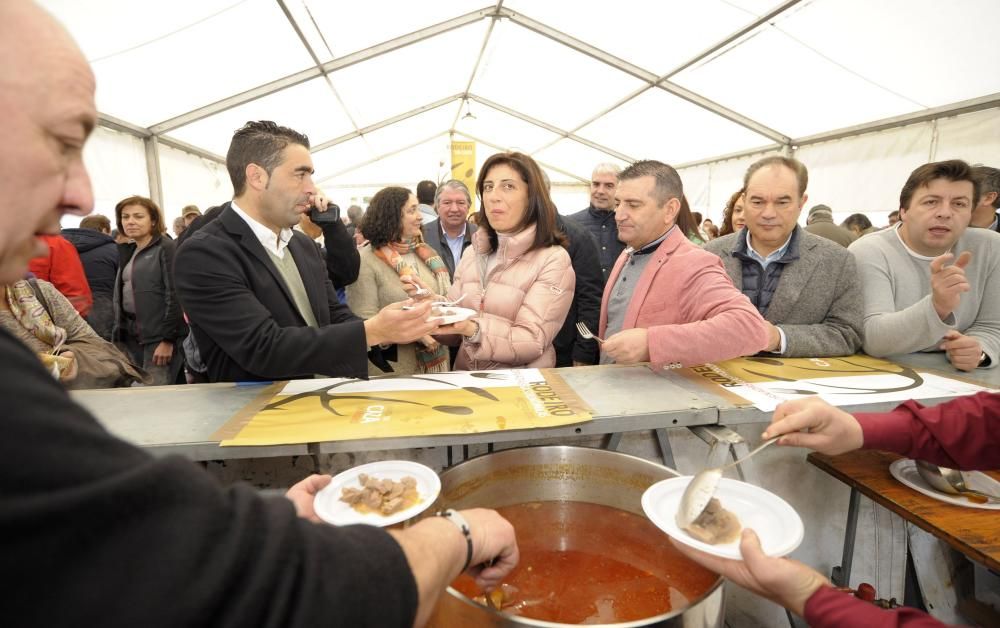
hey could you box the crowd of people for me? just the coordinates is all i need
[2,1,998,626]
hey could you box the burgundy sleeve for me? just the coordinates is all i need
[804,586,953,628]
[854,392,1000,470]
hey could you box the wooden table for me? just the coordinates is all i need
[808,450,1000,587]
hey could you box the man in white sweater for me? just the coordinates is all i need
[849,160,1000,371]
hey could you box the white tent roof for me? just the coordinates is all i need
[42,0,1000,220]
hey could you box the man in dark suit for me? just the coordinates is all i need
[552,214,603,366]
[421,179,477,279]
[175,121,439,382]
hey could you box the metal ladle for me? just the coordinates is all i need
[914,460,996,504]
[677,436,780,528]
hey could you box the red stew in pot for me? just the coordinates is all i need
[451,501,717,624]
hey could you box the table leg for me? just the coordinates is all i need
[605,432,623,451]
[832,488,861,587]
[654,428,676,468]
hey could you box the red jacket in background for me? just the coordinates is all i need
[28,234,93,317]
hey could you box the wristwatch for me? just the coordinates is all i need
[978,351,991,368]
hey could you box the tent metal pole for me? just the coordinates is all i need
[311,94,464,153]
[98,114,226,164]
[452,132,588,184]
[674,144,785,171]
[315,132,451,183]
[148,7,496,134]
[793,93,1000,148]
[143,136,164,208]
[505,9,789,145]
[451,1,504,130]
[467,94,633,162]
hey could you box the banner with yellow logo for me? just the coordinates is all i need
[678,355,989,411]
[450,140,476,212]
[216,369,591,446]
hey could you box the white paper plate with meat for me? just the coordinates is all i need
[428,306,476,325]
[642,476,804,559]
[315,460,441,527]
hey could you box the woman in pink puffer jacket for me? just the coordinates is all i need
[441,152,575,370]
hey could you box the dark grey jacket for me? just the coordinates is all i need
[62,227,118,296]
[553,215,603,366]
[112,234,187,346]
[421,219,477,279]
[567,206,625,284]
[704,227,863,357]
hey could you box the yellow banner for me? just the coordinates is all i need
[676,355,988,411]
[218,369,592,447]
[450,140,476,213]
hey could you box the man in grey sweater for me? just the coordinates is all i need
[849,160,1000,371]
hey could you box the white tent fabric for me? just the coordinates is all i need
[43,0,1000,228]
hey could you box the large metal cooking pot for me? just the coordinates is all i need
[427,446,725,628]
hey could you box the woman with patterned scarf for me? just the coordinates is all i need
[0,278,146,388]
[347,186,451,375]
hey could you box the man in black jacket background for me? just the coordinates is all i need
[175,121,440,383]
[569,162,624,284]
[63,214,118,339]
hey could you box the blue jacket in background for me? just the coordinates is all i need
[62,227,118,297]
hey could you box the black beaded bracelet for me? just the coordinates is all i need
[436,508,473,572]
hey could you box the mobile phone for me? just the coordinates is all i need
[309,202,341,225]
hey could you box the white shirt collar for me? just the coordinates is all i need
[892,223,943,261]
[231,200,293,258]
[746,228,793,268]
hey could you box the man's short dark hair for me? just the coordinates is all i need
[972,165,1000,209]
[842,213,872,231]
[899,160,979,211]
[80,214,111,233]
[888,210,900,220]
[743,156,808,198]
[226,121,310,196]
[346,205,363,224]
[416,180,437,205]
[618,160,684,206]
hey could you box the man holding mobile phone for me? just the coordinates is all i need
[299,197,360,302]
[175,121,442,382]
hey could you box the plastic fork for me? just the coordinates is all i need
[575,322,604,344]
[431,294,466,308]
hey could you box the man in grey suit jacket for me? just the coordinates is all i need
[421,179,477,279]
[704,156,863,357]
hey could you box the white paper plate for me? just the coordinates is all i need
[889,459,1000,510]
[428,306,476,325]
[314,460,441,527]
[642,476,804,559]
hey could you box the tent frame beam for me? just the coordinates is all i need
[451,1,505,130]
[311,94,464,153]
[148,6,496,134]
[453,132,588,184]
[504,8,790,145]
[98,114,227,164]
[467,94,633,162]
[793,92,1000,148]
[315,132,449,183]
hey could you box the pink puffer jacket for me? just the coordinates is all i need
[448,224,575,369]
